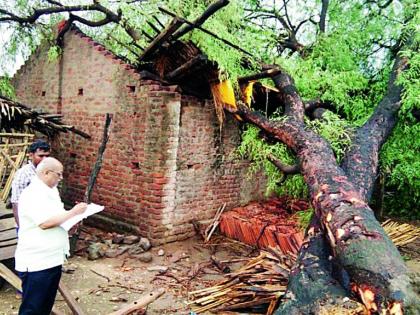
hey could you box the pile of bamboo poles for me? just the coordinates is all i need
[0,96,89,138]
[188,250,294,314]
[382,219,419,247]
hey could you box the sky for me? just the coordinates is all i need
[0,24,24,77]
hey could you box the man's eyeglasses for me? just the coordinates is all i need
[49,170,63,178]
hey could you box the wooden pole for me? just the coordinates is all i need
[165,54,208,80]
[108,288,165,315]
[70,113,112,254]
[58,282,86,315]
[84,113,113,203]
[0,262,21,291]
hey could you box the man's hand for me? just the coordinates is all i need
[71,203,87,215]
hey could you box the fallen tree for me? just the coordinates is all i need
[224,48,417,313]
[0,0,418,314]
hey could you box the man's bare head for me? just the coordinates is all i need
[36,157,63,188]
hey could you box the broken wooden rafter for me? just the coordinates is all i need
[138,17,184,61]
[153,15,165,29]
[204,203,226,242]
[159,7,254,57]
[146,20,161,34]
[0,96,90,138]
[107,33,143,56]
[141,30,154,42]
[172,0,230,40]
[237,68,282,84]
[165,54,208,81]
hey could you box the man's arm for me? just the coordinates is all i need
[11,167,30,226]
[39,203,87,229]
[12,203,19,227]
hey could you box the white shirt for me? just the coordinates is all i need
[15,176,69,272]
[11,162,36,203]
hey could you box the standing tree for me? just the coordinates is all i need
[0,0,418,313]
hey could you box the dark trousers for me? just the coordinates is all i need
[19,265,62,315]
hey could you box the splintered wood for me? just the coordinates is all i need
[219,197,308,255]
[188,250,294,314]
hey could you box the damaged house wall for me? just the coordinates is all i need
[11,28,266,244]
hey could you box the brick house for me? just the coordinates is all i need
[11,26,267,244]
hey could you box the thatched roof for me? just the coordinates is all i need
[0,96,90,138]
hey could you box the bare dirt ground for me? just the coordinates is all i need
[1,230,419,315]
[0,234,257,315]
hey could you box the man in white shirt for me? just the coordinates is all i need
[15,157,87,315]
[11,140,51,227]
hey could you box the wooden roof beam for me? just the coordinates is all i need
[159,7,254,58]
[165,54,209,81]
[138,17,184,61]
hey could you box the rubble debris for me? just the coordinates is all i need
[74,227,153,261]
[134,252,153,263]
[128,243,146,255]
[88,242,107,260]
[112,234,125,244]
[139,237,152,251]
[123,235,140,245]
[147,266,169,273]
[157,249,165,256]
[105,247,129,258]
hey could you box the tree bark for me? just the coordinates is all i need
[225,57,416,312]
[341,54,407,201]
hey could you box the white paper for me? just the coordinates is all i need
[60,203,104,231]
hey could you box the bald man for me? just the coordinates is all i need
[15,157,87,315]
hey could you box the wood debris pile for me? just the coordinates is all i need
[220,197,308,255]
[0,96,89,138]
[382,219,419,247]
[188,250,294,314]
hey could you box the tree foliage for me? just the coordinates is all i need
[0,0,418,218]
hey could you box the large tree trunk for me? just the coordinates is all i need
[225,52,417,313]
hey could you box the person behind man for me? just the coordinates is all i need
[15,157,87,315]
[11,140,51,227]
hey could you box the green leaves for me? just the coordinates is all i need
[305,111,353,162]
[235,125,308,198]
[0,77,15,99]
[380,121,420,219]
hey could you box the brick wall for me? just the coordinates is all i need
[12,28,267,244]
